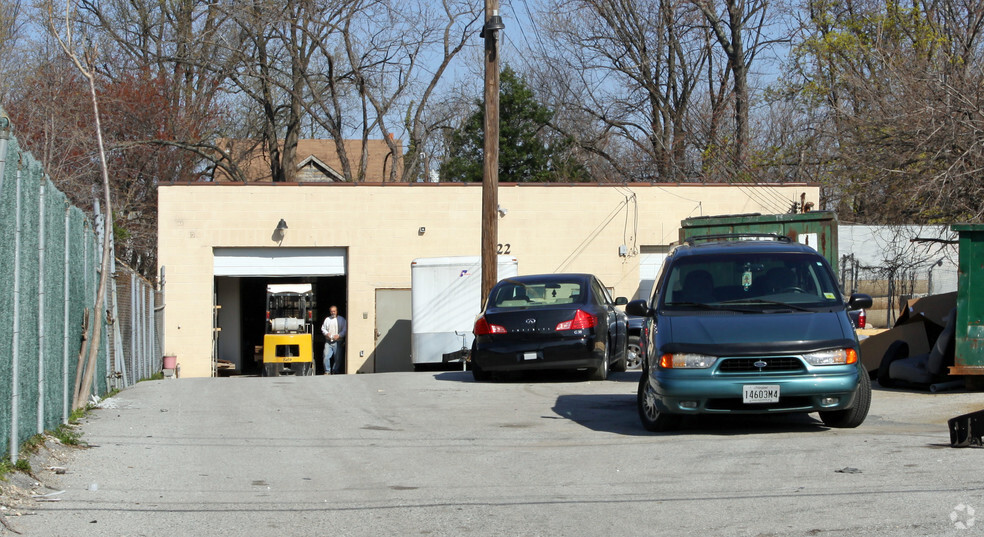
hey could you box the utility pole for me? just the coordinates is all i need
[481,1,504,306]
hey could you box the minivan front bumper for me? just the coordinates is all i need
[650,367,861,414]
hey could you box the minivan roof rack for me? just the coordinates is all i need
[683,233,792,245]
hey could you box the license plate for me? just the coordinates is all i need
[743,384,780,404]
[523,352,538,361]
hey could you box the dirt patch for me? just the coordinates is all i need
[0,434,87,533]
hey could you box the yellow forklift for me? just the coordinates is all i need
[262,283,316,376]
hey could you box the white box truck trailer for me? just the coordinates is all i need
[411,255,519,370]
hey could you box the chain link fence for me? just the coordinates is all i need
[1,111,162,462]
[839,225,959,328]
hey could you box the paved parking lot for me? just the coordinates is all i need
[6,370,984,536]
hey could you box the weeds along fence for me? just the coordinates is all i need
[0,113,161,462]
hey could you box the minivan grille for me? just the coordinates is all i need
[718,357,803,372]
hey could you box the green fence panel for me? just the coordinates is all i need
[15,153,43,455]
[0,125,16,458]
[2,109,157,461]
[42,182,69,428]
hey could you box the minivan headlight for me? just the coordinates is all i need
[660,353,718,369]
[803,348,857,366]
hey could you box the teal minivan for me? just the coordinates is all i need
[625,235,873,431]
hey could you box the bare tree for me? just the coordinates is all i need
[300,0,480,182]
[46,0,114,410]
[693,0,776,168]
[787,0,984,222]
[536,0,711,181]
[0,0,25,101]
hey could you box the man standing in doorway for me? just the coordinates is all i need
[321,305,347,375]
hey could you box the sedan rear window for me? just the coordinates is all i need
[492,281,585,308]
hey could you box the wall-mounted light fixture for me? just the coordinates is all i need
[272,219,288,245]
[497,205,508,217]
[418,226,426,235]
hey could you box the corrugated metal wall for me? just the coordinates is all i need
[0,110,162,462]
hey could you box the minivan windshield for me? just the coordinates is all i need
[660,252,843,310]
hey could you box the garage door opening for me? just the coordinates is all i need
[211,246,349,376]
[215,276,347,375]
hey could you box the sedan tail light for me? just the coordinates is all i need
[556,310,597,330]
[857,309,866,329]
[474,317,507,335]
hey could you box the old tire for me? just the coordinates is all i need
[877,340,909,388]
[819,367,871,428]
[637,364,679,432]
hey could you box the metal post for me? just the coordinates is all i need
[0,115,10,201]
[481,0,504,306]
[37,179,46,433]
[63,207,71,423]
[131,272,138,379]
[10,166,22,460]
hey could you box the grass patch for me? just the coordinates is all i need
[0,458,14,480]
[52,424,84,446]
[69,406,87,423]
[139,372,164,382]
[22,434,45,452]
[0,456,31,480]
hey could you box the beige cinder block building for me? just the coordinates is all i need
[158,182,820,377]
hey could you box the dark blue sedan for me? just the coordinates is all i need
[471,273,629,381]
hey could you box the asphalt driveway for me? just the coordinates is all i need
[5,370,984,536]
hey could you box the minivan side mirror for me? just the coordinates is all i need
[848,293,873,310]
[615,296,628,306]
[625,299,651,317]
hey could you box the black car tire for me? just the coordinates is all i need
[625,339,642,370]
[819,367,871,428]
[610,336,628,373]
[877,340,909,388]
[471,361,492,382]
[589,344,609,381]
[637,364,679,431]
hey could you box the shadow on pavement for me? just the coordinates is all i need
[552,394,830,436]
[436,370,830,436]
[434,369,641,384]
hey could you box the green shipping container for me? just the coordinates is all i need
[950,224,984,379]
[679,212,839,276]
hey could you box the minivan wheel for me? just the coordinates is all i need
[637,366,679,431]
[819,368,871,428]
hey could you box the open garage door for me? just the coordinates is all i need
[214,247,346,277]
[213,248,347,375]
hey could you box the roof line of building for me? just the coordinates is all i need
[164,181,819,188]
